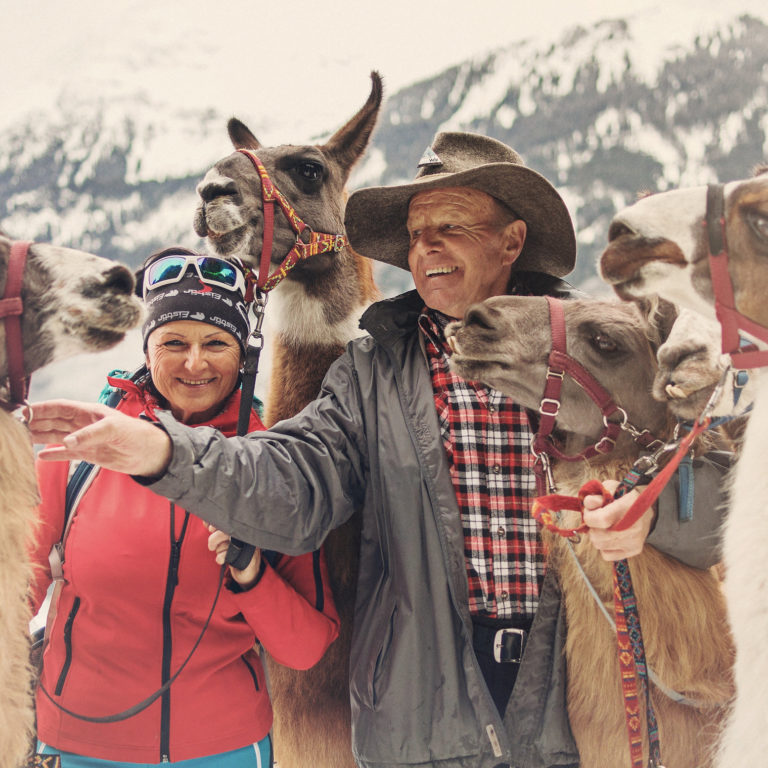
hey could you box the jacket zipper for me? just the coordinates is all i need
[54,597,81,695]
[160,503,189,762]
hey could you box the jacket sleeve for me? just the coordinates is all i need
[143,351,368,555]
[28,459,70,613]
[648,450,732,569]
[228,549,340,669]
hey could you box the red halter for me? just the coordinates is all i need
[531,296,663,494]
[236,149,348,292]
[0,240,31,409]
[706,182,768,368]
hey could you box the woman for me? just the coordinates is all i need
[29,247,340,767]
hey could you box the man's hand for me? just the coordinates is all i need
[581,479,656,561]
[28,399,172,478]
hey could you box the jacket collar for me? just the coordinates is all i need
[108,374,262,436]
[361,271,580,344]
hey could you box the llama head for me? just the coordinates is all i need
[193,72,383,292]
[600,170,768,333]
[653,307,756,420]
[445,295,670,442]
[0,236,143,382]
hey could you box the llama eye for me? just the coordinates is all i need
[296,161,324,181]
[747,210,768,240]
[591,333,619,354]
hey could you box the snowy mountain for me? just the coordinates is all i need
[356,12,768,292]
[3,10,768,400]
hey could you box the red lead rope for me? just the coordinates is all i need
[532,416,709,537]
[532,417,709,768]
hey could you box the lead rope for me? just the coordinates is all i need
[38,566,226,723]
[534,474,665,768]
[533,404,717,768]
[226,289,268,570]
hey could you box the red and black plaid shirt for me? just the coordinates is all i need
[419,309,546,621]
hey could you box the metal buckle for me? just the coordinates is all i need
[539,397,561,417]
[493,628,525,664]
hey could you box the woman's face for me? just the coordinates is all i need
[145,320,242,424]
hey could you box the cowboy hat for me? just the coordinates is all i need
[344,131,576,277]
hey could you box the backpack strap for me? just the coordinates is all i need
[49,370,141,578]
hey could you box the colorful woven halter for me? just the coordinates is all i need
[236,149,348,292]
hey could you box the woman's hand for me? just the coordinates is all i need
[581,479,656,561]
[207,524,262,588]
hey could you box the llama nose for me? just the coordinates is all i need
[197,178,238,203]
[102,265,135,295]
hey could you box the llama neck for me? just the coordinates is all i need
[265,339,347,426]
[266,278,372,348]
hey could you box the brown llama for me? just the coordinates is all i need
[599,169,768,768]
[447,295,734,768]
[192,74,382,768]
[0,234,142,767]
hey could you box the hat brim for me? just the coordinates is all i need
[344,164,576,278]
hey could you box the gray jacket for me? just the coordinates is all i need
[148,283,729,768]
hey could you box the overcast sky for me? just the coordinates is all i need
[4,0,767,138]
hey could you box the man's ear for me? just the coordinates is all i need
[501,219,527,266]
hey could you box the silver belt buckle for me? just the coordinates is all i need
[493,628,525,664]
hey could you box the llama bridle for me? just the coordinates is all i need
[531,296,664,495]
[0,240,30,411]
[705,182,768,369]
[236,148,348,292]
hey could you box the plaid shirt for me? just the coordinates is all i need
[419,309,546,621]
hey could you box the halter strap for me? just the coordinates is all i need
[0,240,31,408]
[706,183,768,369]
[532,297,660,478]
[236,149,348,292]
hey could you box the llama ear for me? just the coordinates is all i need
[635,295,678,346]
[324,71,383,180]
[228,118,262,151]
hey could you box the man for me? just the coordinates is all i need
[31,133,727,768]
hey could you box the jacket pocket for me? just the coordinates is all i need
[241,653,260,691]
[370,602,397,710]
[54,597,81,695]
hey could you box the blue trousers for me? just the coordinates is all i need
[36,739,272,768]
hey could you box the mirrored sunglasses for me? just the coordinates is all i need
[143,255,246,298]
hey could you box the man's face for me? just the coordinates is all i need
[406,187,526,318]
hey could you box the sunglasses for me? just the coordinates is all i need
[143,255,246,298]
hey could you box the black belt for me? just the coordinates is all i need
[472,619,527,664]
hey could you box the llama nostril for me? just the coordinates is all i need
[197,179,238,203]
[103,265,135,295]
[464,303,496,331]
[608,220,634,242]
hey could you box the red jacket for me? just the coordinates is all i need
[30,377,340,762]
